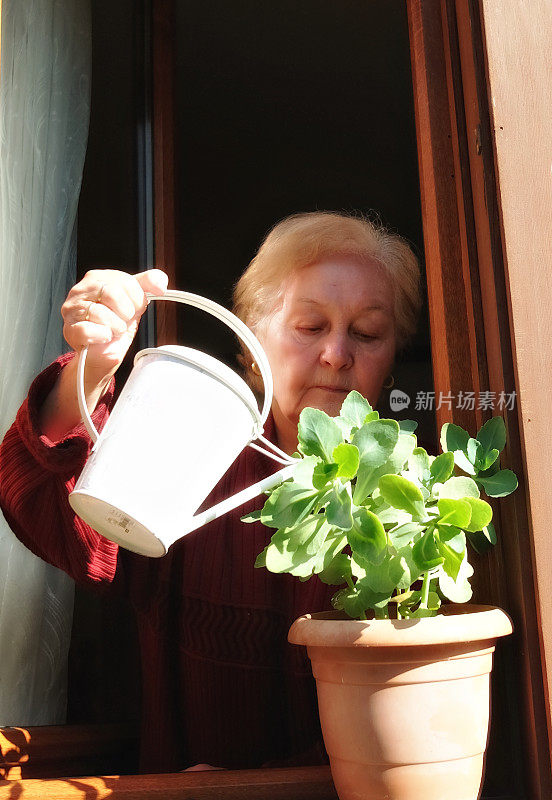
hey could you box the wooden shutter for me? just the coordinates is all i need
[408,1,552,797]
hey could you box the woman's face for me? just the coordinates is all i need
[258,256,396,452]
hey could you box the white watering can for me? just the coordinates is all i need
[68,290,296,557]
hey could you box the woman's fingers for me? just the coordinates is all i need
[64,298,128,334]
[64,320,114,349]
[95,280,140,322]
[55,268,169,420]
[62,268,169,349]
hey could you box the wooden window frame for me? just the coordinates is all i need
[0,728,336,799]
[1,0,550,796]
[408,1,552,797]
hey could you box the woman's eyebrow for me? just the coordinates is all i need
[297,298,390,313]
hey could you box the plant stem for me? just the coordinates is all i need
[420,572,430,609]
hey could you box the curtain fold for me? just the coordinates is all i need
[0,0,91,724]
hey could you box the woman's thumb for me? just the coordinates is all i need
[134,268,169,295]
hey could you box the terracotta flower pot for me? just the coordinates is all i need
[288,605,513,800]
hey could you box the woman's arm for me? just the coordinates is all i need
[39,268,168,441]
[0,354,119,586]
[0,267,168,585]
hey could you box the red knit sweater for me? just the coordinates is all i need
[0,353,335,772]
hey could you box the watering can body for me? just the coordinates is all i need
[68,291,294,557]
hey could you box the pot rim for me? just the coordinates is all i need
[288,604,513,648]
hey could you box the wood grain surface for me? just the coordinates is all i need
[0,724,139,781]
[408,1,551,796]
[0,765,337,799]
[478,0,552,790]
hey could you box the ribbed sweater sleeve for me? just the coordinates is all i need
[0,352,120,587]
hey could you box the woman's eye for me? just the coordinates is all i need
[355,331,378,341]
[298,326,322,334]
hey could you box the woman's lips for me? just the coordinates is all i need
[314,385,349,393]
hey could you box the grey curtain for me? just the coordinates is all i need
[0,0,91,724]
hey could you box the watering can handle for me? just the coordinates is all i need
[76,289,274,445]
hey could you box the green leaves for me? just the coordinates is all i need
[463,497,493,532]
[466,522,496,554]
[430,452,455,485]
[352,420,400,504]
[441,423,469,455]
[333,443,360,480]
[438,476,480,500]
[394,587,441,619]
[262,517,327,573]
[379,475,426,521]
[348,508,387,565]
[298,408,343,462]
[438,553,474,603]
[260,482,323,529]
[353,430,415,504]
[399,419,418,434]
[437,498,472,527]
[387,521,424,548]
[326,483,353,530]
[257,515,347,580]
[353,420,400,471]
[291,454,319,488]
[477,417,506,458]
[412,527,444,571]
[339,390,374,429]
[312,462,339,489]
[475,469,518,497]
[408,448,431,484]
[318,553,352,586]
[354,549,417,595]
[440,415,515,497]
[303,444,360,491]
[249,391,517,620]
[435,526,466,581]
[332,580,391,619]
[435,496,492,534]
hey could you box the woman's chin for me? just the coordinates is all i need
[301,389,349,417]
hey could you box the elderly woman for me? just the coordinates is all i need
[0,211,421,773]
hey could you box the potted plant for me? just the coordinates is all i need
[242,391,518,800]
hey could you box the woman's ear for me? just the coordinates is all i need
[236,352,264,394]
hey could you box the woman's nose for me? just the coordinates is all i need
[320,332,353,369]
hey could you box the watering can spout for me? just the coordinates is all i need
[180,462,295,537]
[68,290,295,558]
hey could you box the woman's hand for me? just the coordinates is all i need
[61,268,168,382]
[40,268,168,441]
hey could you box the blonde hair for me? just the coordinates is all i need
[233,211,421,383]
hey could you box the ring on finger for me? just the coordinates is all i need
[83,300,94,322]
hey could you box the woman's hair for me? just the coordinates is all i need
[233,211,422,384]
